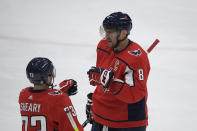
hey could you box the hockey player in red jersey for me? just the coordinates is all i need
[19,57,83,131]
[87,12,150,131]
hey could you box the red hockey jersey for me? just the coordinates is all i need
[92,39,150,128]
[19,87,83,131]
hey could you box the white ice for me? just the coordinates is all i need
[0,0,197,130]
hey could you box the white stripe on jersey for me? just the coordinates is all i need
[102,126,108,131]
[125,66,134,86]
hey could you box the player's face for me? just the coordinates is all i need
[104,29,118,48]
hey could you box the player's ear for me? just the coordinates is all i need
[119,29,128,39]
[46,76,52,85]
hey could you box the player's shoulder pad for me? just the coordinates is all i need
[97,39,108,48]
[20,87,31,94]
[97,39,112,54]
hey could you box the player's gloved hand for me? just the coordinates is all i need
[87,66,114,88]
[59,79,78,96]
[86,92,93,124]
[87,67,104,86]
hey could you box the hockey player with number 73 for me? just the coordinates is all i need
[19,57,83,131]
[86,12,153,131]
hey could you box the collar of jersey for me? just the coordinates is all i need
[28,87,48,93]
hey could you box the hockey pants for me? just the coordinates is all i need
[91,121,146,131]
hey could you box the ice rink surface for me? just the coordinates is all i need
[0,0,197,130]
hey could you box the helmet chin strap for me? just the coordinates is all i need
[112,30,128,49]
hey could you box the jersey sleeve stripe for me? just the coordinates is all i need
[125,66,135,87]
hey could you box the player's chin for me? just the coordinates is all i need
[107,41,113,47]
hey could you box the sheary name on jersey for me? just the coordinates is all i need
[20,102,41,112]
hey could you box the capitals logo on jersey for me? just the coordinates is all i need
[128,49,141,56]
[48,90,62,96]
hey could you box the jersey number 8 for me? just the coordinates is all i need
[138,69,144,80]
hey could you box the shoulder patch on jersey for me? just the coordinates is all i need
[128,49,141,56]
[48,90,62,96]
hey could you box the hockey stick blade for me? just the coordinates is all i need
[147,39,160,53]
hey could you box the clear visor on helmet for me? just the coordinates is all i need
[99,25,106,38]
[99,25,118,39]
[52,67,56,78]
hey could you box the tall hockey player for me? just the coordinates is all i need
[87,12,150,131]
[19,57,83,131]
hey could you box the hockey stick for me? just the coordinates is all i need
[82,119,90,128]
[64,108,79,131]
[82,39,160,128]
[147,39,160,53]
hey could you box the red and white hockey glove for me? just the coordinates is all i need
[59,79,78,96]
[87,66,114,89]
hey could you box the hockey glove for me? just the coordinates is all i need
[87,66,114,88]
[59,79,78,96]
[87,66,104,86]
[86,92,93,124]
